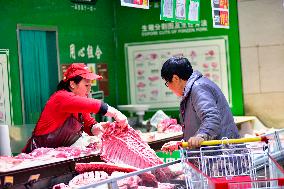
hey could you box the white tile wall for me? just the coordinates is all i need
[244,93,284,128]
[238,0,284,47]
[259,45,284,92]
[238,0,284,128]
[240,47,260,94]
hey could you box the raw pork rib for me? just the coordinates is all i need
[52,183,70,189]
[75,162,158,187]
[76,162,138,174]
[100,122,172,182]
[157,118,182,133]
[111,171,142,188]
[69,171,108,188]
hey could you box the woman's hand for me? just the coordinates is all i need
[105,106,128,128]
[91,122,109,136]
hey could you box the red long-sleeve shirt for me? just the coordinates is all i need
[34,90,106,136]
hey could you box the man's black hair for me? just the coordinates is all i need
[161,56,193,82]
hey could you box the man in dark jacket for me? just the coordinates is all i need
[161,56,239,150]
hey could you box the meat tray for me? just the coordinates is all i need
[0,154,102,189]
[146,132,183,151]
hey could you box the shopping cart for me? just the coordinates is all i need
[179,137,284,189]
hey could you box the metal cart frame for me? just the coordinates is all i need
[180,140,284,189]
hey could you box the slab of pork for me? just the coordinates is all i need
[100,122,173,182]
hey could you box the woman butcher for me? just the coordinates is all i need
[22,63,128,153]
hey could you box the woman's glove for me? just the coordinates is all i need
[91,122,108,136]
[105,105,128,128]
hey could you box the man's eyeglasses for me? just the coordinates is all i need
[165,81,169,87]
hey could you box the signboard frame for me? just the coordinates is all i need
[124,37,232,109]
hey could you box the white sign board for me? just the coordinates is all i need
[0,51,12,124]
[125,37,231,109]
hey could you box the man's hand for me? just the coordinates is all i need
[161,141,182,154]
[187,136,205,148]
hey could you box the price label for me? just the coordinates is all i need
[4,176,13,185]
[28,174,40,183]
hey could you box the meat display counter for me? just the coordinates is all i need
[0,154,102,189]
[3,123,283,189]
[0,130,182,189]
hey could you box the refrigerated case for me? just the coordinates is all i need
[1,128,284,189]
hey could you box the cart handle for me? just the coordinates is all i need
[180,136,268,148]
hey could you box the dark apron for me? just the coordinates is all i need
[22,114,84,153]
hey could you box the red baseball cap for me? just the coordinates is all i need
[63,63,102,82]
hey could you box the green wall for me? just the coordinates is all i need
[0,0,117,125]
[114,1,244,119]
[0,0,244,125]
